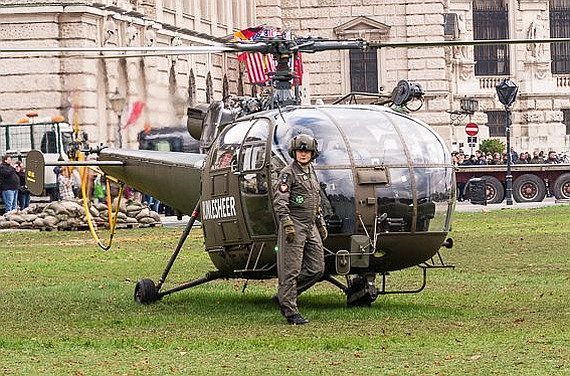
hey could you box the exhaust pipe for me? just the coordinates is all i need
[441,238,453,249]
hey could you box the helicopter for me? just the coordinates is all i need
[17,34,569,307]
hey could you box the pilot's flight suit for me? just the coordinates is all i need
[273,160,326,318]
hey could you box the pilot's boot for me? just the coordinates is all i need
[286,313,309,325]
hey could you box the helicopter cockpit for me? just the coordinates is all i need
[199,103,455,275]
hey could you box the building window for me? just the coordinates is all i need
[163,0,175,10]
[182,0,192,13]
[550,0,570,74]
[486,110,507,137]
[217,0,226,24]
[473,0,509,76]
[232,0,239,27]
[349,49,378,93]
[201,0,210,20]
[562,109,570,135]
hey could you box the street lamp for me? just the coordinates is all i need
[109,88,126,148]
[496,78,519,206]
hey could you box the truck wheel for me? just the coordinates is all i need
[553,173,570,200]
[513,174,546,202]
[481,176,505,204]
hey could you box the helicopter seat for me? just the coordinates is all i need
[380,202,412,232]
[416,201,436,232]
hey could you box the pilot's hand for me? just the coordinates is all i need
[318,225,328,241]
[284,224,296,243]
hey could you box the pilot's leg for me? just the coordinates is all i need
[277,223,307,318]
[297,225,325,295]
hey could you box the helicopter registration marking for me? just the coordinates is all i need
[201,197,237,220]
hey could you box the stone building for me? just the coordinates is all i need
[0,0,255,148]
[1,0,570,153]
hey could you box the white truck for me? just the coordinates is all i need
[0,115,73,200]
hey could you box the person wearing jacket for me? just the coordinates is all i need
[0,155,20,212]
[272,134,328,325]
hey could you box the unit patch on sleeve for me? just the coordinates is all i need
[279,183,289,193]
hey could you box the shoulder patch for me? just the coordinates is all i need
[280,173,290,183]
[279,183,289,193]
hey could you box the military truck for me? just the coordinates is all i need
[455,164,570,203]
[0,115,73,200]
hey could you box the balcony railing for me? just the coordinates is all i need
[478,76,503,90]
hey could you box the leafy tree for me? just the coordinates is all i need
[479,138,505,155]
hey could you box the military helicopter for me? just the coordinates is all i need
[15,34,568,307]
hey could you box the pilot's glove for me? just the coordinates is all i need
[318,225,328,241]
[282,217,296,243]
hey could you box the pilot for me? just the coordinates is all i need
[272,134,328,325]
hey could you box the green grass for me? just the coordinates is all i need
[1,206,570,375]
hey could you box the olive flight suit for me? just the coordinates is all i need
[273,160,326,318]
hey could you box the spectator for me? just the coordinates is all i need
[545,151,561,164]
[58,166,75,200]
[15,161,30,210]
[490,152,503,165]
[515,152,530,164]
[530,150,544,164]
[0,155,19,212]
[475,150,487,165]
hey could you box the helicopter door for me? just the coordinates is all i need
[202,121,251,247]
[238,119,276,237]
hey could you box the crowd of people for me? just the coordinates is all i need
[0,155,31,213]
[452,149,567,166]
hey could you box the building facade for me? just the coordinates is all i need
[0,0,255,148]
[1,0,570,153]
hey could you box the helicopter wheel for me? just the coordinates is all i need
[134,278,159,304]
[346,274,378,307]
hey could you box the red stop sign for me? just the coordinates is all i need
[465,122,479,136]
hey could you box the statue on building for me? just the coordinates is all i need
[144,26,156,47]
[103,17,117,45]
[126,22,138,47]
[527,11,547,60]
[453,14,469,61]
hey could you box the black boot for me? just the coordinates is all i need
[286,314,309,325]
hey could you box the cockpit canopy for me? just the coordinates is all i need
[209,105,454,235]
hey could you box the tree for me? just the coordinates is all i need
[479,139,505,155]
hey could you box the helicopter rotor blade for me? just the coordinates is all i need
[2,37,570,59]
[369,37,570,49]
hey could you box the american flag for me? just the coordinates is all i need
[235,27,276,84]
[234,27,304,86]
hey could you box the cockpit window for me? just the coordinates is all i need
[241,119,270,172]
[324,108,407,165]
[276,109,350,166]
[390,112,450,164]
[211,120,251,170]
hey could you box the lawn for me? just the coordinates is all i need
[1,206,569,375]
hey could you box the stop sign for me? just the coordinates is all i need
[465,122,479,136]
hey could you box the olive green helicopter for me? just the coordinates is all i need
[10,33,568,307]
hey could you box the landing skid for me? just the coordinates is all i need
[323,250,455,307]
[133,202,222,304]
